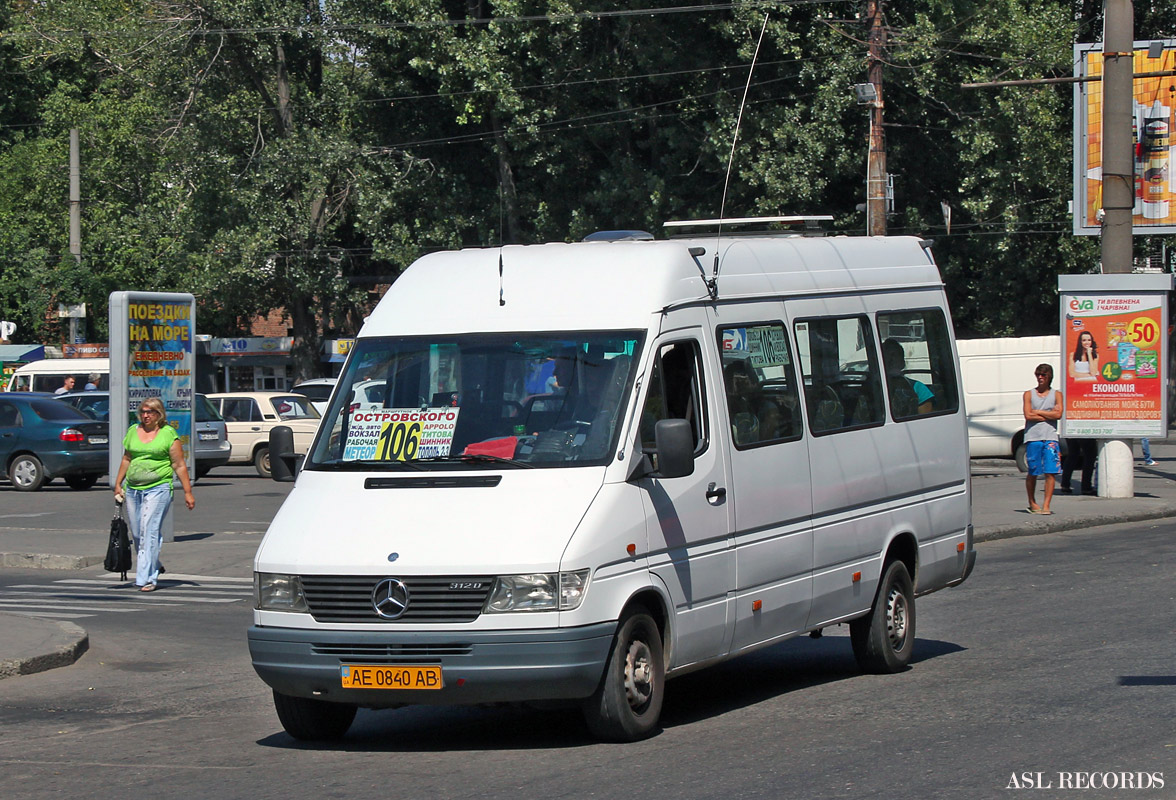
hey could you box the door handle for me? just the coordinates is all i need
[251,426,261,431]
[706,482,726,501]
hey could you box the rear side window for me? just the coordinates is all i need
[795,316,884,435]
[222,398,260,422]
[876,309,960,420]
[195,395,222,423]
[718,323,803,447]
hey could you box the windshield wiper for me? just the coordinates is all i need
[413,454,534,469]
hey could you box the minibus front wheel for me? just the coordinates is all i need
[850,560,916,673]
[272,690,357,741]
[582,605,665,742]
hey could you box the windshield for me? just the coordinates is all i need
[308,332,643,470]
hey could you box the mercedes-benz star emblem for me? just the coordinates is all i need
[371,578,411,619]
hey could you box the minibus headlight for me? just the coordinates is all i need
[255,572,309,612]
[485,570,590,613]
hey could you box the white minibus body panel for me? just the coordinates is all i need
[248,232,975,743]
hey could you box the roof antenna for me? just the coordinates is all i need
[498,249,506,306]
[714,11,771,282]
[498,177,506,306]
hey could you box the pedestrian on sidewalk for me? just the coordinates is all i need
[1060,438,1096,495]
[112,397,196,592]
[1023,364,1063,514]
[1140,438,1157,467]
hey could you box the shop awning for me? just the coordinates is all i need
[0,344,45,362]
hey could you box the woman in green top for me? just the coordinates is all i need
[112,396,195,592]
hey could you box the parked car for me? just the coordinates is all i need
[205,392,320,477]
[0,392,108,491]
[193,394,232,479]
[291,378,337,415]
[55,391,232,480]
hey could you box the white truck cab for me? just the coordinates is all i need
[248,225,976,742]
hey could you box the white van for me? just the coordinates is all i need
[956,336,1060,465]
[248,228,976,742]
[5,358,110,393]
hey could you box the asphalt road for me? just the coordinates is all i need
[0,517,1171,800]
[0,466,292,535]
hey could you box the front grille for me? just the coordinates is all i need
[301,575,493,623]
[311,642,473,662]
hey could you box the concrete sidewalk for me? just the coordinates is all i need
[2,442,1174,680]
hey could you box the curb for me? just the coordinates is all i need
[974,503,1176,542]
[0,552,104,570]
[0,619,89,680]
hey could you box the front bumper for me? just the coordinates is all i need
[248,622,616,706]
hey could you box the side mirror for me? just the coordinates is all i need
[269,425,301,482]
[629,418,696,481]
[654,419,695,478]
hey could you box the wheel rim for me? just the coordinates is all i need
[885,586,908,650]
[12,459,37,487]
[623,639,654,711]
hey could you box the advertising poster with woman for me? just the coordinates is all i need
[1062,293,1166,438]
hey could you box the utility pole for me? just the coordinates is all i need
[1097,0,1137,498]
[69,129,82,346]
[1101,0,1134,274]
[865,0,887,236]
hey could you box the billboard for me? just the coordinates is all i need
[1073,40,1176,235]
[1058,274,1172,438]
[108,292,196,481]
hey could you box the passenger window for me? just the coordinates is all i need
[794,316,884,434]
[640,341,705,452]
[876,309,960,420]
[718,323,803,447]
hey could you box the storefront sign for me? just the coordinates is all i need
[323,338,355,363]
[210,336,292,356]
[1059,274,1173,438]
[63,343,110,358]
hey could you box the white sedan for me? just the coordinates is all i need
[205,392,320,477]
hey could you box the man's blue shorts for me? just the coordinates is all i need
[1026,440,1061,476]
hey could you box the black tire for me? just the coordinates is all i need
[1014,443,1028,473]
[851,560,916,674]
[582,605,665,742]
[253,446,271,478]
[10,454,45,492]
[65,474,99,490]
[194,466,210,480]
[272,690,357,741]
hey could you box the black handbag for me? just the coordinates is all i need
[104,501,132,580]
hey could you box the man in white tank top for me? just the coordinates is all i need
[1023,364,1064,514]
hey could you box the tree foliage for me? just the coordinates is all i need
[0,0,1173,372]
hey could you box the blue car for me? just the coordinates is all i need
[0,393,109,491]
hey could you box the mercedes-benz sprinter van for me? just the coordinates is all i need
[248,225,976,742]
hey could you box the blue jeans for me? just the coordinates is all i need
[125,484,172,587]
[1141,438,1152,461]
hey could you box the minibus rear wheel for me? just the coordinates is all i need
[582,605,665,742]
[850,560,916,673]
[272,690,357,741]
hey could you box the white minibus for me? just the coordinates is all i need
[5,357,110,393]
[248,226,976,742]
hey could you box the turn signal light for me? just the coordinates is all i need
[752,599,762,612]
[957,542,966,552]
[852,571,862,583]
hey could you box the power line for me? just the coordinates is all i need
[2,1,851,40]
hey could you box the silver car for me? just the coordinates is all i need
[55,391,231,479]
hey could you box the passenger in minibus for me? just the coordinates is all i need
[882,338,933,416]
